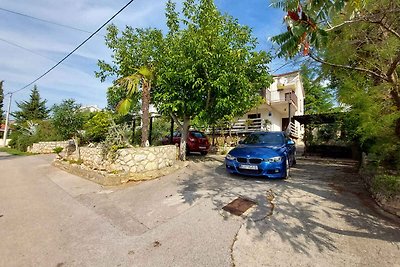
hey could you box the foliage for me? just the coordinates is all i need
[106,85,140,113]
[8,120,62,151]
[0,147,32,156]
[97,26,163,147]
[116,66,155,146]
[52,99,85,140]
[272,0,400,169]
[53,146,63,154]
[300,65,335,115]
[83,111,112,143]
[155,0,272,160]
[150,116,173,146]
[101,121,132,159]
[12,85,50,123]
[372,174,400,198]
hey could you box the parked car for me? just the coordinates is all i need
[225,131,296,178]
[162,130,210,155]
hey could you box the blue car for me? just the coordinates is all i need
[225,131,296,179]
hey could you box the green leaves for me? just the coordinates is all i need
[117,98,133,115]
[155,0,272,127]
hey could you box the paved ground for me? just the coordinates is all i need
[0,152,399,267]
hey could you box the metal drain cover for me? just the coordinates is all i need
[222,197,256,216]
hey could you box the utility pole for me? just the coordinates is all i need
[2,92,12,146]
[287,92,291,135]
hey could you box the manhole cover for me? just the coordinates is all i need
[222,197,256,216]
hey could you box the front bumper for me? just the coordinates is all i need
[225,158,286,178]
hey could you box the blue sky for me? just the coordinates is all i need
[0,0,295,113]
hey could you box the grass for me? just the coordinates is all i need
[372,173,400,198]
[0,147,32,156]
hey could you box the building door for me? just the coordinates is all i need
[282,118,289,131]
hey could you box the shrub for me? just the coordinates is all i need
[83,111,112,143]
[372,174,400,198]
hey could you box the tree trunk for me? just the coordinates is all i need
[72,135,80,160]
[141,81,150,147]
[179,116,190,161]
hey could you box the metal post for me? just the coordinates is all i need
[132,115,136,144]
[148,115,153,145]
[170,116,174,144]
[287,92,291,135]
[3,93,12,146]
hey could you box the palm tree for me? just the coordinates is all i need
[117,66,154,147]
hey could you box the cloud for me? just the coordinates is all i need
[0,0,291,114]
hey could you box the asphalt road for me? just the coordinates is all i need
[0,152,399,267]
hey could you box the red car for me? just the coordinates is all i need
[162,131,210,155]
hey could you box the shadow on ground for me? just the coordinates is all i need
[177,155,400,255]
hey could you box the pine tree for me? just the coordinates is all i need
[13,85,50,123]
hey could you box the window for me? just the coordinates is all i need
[248,113,261,119]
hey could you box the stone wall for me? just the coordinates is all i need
[28,141,71,154]
[69,145,178,174]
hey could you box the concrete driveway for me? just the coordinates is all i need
[0,152,399,267]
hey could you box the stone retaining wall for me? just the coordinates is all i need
[28,141,71,154]
[69,145,178,174]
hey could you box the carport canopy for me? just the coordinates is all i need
[293,112,344,125]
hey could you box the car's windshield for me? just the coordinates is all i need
[191,132,206,138]
[243,133,284,146]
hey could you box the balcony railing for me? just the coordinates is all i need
[267,90,298,108]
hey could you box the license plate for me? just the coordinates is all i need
[199,146,206,149]
[239,164,258,170]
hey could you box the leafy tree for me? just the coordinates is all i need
[83,111,112,143]
[97,26,163,147]
[0,80,4,122]
[300,65,334,115]
[272,0,400,167]
[8,120,62,151]
[155,0,272,160]
[52,99,85,157]
[12,85,50,123]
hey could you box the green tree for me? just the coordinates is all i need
[117,66,155,147]
[83,111,112,143]
[272,0,400,167]
[52,99,85,157]
[300,65,334,115]
[106,85,139,113]
[156,0,272,160]
[12,85,50,123]
[97,26,163,147]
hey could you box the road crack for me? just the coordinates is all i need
[230,224,242,267]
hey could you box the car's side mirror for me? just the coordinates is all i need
[287,140,295,146]
[238,140,243,145]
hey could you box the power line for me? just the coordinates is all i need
[10,0,135,95]
[0,37,59,63]
[0,7,92,34]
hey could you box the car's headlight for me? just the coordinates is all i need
[265,156,282,162]
[226,154,236,161]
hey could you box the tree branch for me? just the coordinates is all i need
[309,53,389,82]
[170,112,183,129]
[387,51,400,82]
[325,16,400,40]
[366,19,400,40]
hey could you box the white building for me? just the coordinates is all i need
[229,70,305,139]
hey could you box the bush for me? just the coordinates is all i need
[372,174,400,198]
[84,111,112,143]
[9,120,62,151]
